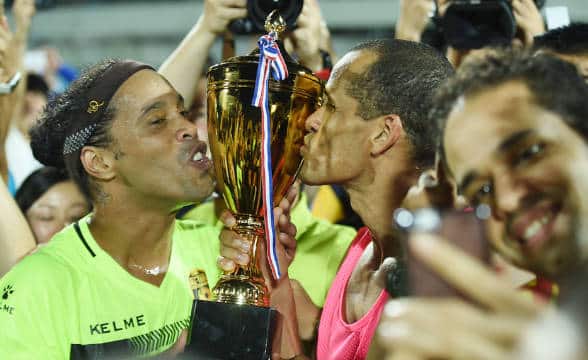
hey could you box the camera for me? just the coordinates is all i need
[439,0,545,49]
[229,0,303,34]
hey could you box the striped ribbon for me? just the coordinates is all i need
[251,33,289,280]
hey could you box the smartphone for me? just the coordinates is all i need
[389,207,491,298]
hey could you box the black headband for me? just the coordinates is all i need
[62,60,154,155]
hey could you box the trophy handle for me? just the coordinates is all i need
[213,214,270,307]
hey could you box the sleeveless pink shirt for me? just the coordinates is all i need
[316,227,390,360]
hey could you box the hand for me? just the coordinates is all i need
[285,0,324,72]
[217,182,300,273]
[512,0,545,47]
[376,233,545,360]
[200,0,247,36]
[12,0,35,35]
[395,0,434,42]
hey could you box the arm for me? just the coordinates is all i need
[158,0,246,108]
[0,175,35,277]
[0,0,35,180]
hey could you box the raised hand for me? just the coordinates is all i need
[395,0,434,42]
[376,233,546,360]
[512,0,545,47]
[200,0,247,36]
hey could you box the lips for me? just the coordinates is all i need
[509,202,562,254]
[188,142,212,171]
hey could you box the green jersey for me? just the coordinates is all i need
[184,193,356,307]
[0,216,221,359]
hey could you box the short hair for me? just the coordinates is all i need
[29,59,120,200]
[15,167,89,214]
[344,39,454,168]
[431,48,588,161]
[533,23,588,55]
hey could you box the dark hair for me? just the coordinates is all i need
[29,59,120,200]
[26,73,50,97]
[343,39,454,168]
[431,48,588,162]
[533,23,588,55]
[16,167,72,213]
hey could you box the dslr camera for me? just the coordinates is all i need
[439,0,545,49]
[229,0,303,34]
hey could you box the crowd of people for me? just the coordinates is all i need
[0,0,587,358]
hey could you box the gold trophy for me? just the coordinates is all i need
[187,11,323,359]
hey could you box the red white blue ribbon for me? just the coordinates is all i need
[251,33,289,280]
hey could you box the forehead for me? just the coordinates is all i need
[111,69,176,112]
[326,50,377,94]
[444,81,575,178]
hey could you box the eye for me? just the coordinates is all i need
[150,118,166,126]
[514,143,545,166]
[325,102,336,113]
[470,182,493,205]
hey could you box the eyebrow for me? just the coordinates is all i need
[458,171,479,195]
[458,129,535,192]
[497,129,534,153]
[140,93,185,117]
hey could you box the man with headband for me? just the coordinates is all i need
[0,60,211,358]
[0,5,301,359]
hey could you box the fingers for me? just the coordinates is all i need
[219,209,236,228]
[379,299,521,360]
[218,0,246,7]
[216,6,247,22]
[219,228,250,268]
[409,233,541,315]
[285,181,300,208]
[217,255,236,272]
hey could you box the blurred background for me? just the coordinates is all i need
[9,0,587,69]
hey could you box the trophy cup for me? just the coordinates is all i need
[186,11,323,360]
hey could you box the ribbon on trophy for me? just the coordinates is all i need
[251,33,289,280]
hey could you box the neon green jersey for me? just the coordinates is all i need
[184,192,356,307]
[0,216,221,359]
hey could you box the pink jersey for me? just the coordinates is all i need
[316,227,390,360]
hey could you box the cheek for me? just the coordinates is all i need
[29,220,62,244]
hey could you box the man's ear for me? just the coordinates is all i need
[80,146,116,181]
[370,114,403,156]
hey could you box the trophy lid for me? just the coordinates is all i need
[207,11,319,86]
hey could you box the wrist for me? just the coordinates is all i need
[195,16,220,42]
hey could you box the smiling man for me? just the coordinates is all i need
[373,49,588,360]
[436,50,588,282]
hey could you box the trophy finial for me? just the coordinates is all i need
[265,10,287,37]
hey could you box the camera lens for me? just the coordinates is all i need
[249,0,303,33]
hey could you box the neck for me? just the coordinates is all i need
[345,155,418,269]
[88,188,177,269]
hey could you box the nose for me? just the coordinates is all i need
[176,118,198,142]
[305,106,324,133]
[492,174,527,221]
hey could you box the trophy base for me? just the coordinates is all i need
[185,299,278,360]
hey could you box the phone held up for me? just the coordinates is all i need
[388,205,492,298]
